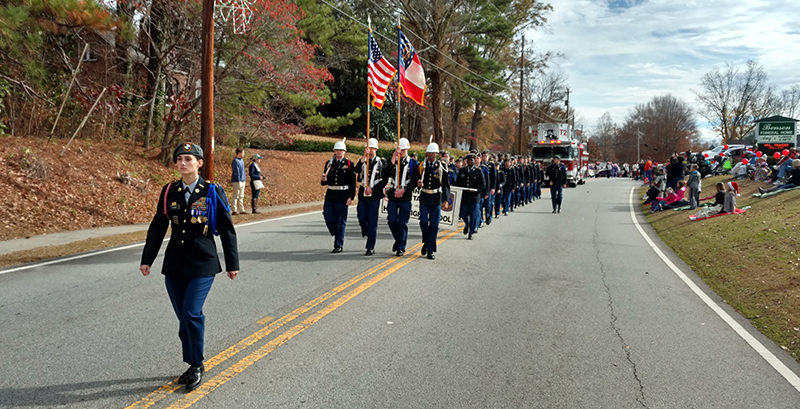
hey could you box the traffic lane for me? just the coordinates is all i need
[592,179,800,407]
[0,210,419,408]
[190,199,647,408]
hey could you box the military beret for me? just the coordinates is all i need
[173,142,204,163]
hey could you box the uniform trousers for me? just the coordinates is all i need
[502,191,513,214]
[165,275,215,366]
[418,201,441,253]
[387,200,411,251]
[528,185,533,202]
[460,202,481,234]
[483,193,494,223]
[535,182,542,199]
[230,181,246,213]
[357,199,380,250]
[550,185,563,210]
[478,197,485,222]
[494,192,503,217]
[323,201,348,247]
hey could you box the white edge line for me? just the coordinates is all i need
[0,210,320,276]
[628,186,800,392]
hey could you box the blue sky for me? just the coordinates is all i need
[527,0,800,142]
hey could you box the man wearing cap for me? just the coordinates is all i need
[230,148,246,215]
[455,153,486,239]
[416,142,450,259]
[387,138,419,256]
[546,155,568,213]
[500,158,515,215]
[494,155,505,218]
[480,150,498,225]
[140,142,239,392]
[355,138,387,256]
[321,139,356,253]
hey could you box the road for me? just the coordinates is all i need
[1,178,800,408]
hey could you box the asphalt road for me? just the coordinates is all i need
[2,178,800,408]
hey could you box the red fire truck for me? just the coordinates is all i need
[530,123,588,187]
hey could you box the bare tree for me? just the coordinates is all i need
[779,85,800,119]
[693,60,777,143]
[614,94,699,163]
[590,112,616,161]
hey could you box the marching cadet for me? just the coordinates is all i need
[441,150,457,185]
[416,142,450,259]
[494,154,505,218]
[387,137,418,256]
[321,138,356,253]
[546,155,568,213]
[354,138,387,256]
[140,142,239,392]
[455,153,486,239]
[535,161,544,200]
[501,157,516,216]
[480,150,498,226]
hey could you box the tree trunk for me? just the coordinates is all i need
[469,102,483,151]
[450,95,462,148]
[429,68,446,147]
[143,0,164,150]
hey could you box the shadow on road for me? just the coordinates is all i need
[0,377,170,407]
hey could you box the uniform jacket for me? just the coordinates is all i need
[387,156,419,202]
[417,159,451,206]
[501,166,515,193]
[141,177,239,278]
[321,157,356,203]
[497,167,507,192]
[546,163,568,186]
[479,164,491,197]
[455,165,486,205]
[354,156,388,201]
[485,162,499,192]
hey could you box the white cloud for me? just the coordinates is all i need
[527,0,800,141]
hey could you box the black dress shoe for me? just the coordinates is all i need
[395,249,404,257]
[332,246,343,253]
[392,243,398,252]
[468,234,473,240]
[184,364,204,391]
[178,366,193,384]
[421,247,427,256]
[463,226,468,235]
[427,253,435,260]
[364,249,374,256]
[552,209,556,213]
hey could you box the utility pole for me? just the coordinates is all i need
[517,35,524,155]
[564,87,571,129]
[200,0,215,181]
[637,127,641,163]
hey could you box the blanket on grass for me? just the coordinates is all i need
[688,208,746,221]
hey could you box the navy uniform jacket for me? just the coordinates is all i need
[141,177,239,278]
[455,165,486,205]
[497,167,507,192]
[501,166,516,193]
[448,163,458,185]
[387,156,419,203]
[485,162,499,192]
[321,158,356,203]
[546,163,568,185]
[417,159,451,206]
[354,156,388,201]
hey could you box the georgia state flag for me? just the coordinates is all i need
[398,30,426,106]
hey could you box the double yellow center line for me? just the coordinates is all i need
[126,227,461,409]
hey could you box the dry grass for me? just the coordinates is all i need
[644,175,800,362]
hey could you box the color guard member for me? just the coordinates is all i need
[416,142,450,259]
[321,138,356,253]
[387,138,418,256]
[355,138,387,256]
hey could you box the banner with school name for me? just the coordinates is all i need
[380,186,464,230]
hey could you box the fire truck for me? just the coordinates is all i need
[530,123,589,187]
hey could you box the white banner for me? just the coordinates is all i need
[380,186,464,230]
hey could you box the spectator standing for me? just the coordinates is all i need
[666,156,684,190]
[230,148,246,215]
[249,154,264,213]
[687,164,701,209]
[643,158,653,182]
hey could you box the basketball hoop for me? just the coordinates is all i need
[216,0,255,34]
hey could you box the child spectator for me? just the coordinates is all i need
[719,182,739,214]
[652,181,688,211]
[713,182,725,206]
[687,164,701,209]
[753,157,769,182]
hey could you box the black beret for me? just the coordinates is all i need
[173,142,204,163]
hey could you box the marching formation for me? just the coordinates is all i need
[320,139,564,257]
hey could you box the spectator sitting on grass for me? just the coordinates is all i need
[651,181,688,212]
[774,148,798,185]
[759,159,800,195]
[753,157,769,182]
[731,160,747,180]
[719,182,739,214]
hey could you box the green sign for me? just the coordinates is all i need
[757,121,796,143]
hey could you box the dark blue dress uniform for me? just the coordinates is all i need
[546,161,568,212]
[354,155,388,254]
[141,174,239,372]
[481,159,497,225]
[386,155,419,255]
[501,163,515,215]
[417,159,450,258]
[455,161,486,238]
[495,164,506,217]
[321,157,356,251]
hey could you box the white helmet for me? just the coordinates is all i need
[368,138,379,149]
[333,138,347,151]
[398,138,410,150]
[426,142,439,153]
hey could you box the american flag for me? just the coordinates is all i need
[368,30,397,109]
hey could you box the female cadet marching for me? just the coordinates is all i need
[140,142,239,391]
[354,138,388,256]
[321,138,356,253]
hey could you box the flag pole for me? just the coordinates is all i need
[366,16,372,188]
[396,17,401,184]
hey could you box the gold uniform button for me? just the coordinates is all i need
[181,240,184,244]
[182,230,186,234]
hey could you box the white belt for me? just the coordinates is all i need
[327,185,349,191]
[421,188,441,194]
[463,188,479,193]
